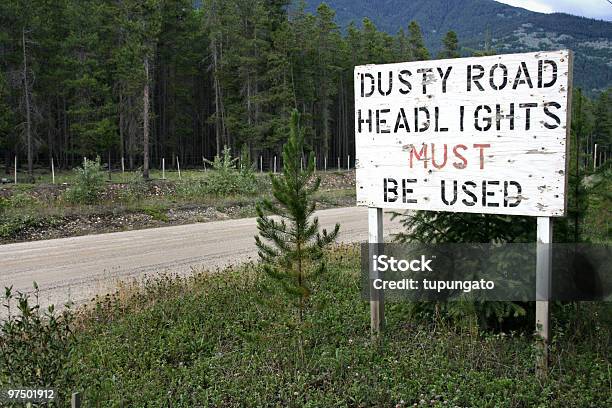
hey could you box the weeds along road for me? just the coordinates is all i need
[1,207,403,312]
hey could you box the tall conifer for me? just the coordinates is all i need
[407,21,430,61]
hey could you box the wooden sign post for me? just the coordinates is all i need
[355,50,573,371]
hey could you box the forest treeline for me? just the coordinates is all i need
[0,0,610,180]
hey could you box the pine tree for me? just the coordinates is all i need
[439,30,460,59]
[9,0,40,182]
[314,3,341,161]
[64,0,117,159]
[593,90,611,148]
[394,28,410,61]
[255,109,339,349]
[361,18,388,64]
[112,0,162,178]
[0,72,13,174]
[407,21,430,61]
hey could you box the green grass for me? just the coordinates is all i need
[31,246,606,407]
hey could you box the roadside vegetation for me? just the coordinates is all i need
[1,246,610,407]
[0,151,355,244]
[582,168,612,243]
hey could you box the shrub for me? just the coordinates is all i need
[0,284,74,404]
[0,216,31,238]
[203,146,258,196]
[142,205,169,222]
[239,144,255,176]
[0,215,57,239]
[119,174,149,203]
[64,157,105,204]
[392,211,535,328]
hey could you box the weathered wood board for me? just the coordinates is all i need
[355,50,572,217]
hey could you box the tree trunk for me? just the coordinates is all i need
[22,27,33,182]
[143,56,150,179]
[3,149,9,175]
[119,88,125,163]
[212,39,221,156]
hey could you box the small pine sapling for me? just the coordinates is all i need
[255,109,339,352]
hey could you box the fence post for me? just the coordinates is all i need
[593,143,598,170]
[260,156,263,173]
[337,156,340,170]
[162,157,165,180]
[274,156,277,173]
[71,392,81,408]
[121,157,125,176]
[51,156,55,184]
[203,156,206,171]
[176,156,181,180]
[14,156,17,185]
[324,156,327,171]
[314,156,317,172]
[347,155,350,171]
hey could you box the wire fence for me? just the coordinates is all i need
[1,153,358,185]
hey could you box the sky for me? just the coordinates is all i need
[496,0,612,21]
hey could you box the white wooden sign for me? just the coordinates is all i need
[355,50,572,217]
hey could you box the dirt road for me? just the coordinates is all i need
[0,207,403,310]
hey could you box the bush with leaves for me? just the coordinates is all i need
[118,173,150,203]
[4,193,39,209]
[64,157,106,204]
[255,110,339,359]
[239,144,256,177]
[0,284,74,404]
[393,211,535,328]
[202,145,257,196]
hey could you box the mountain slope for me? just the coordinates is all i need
[302,0,612,93]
